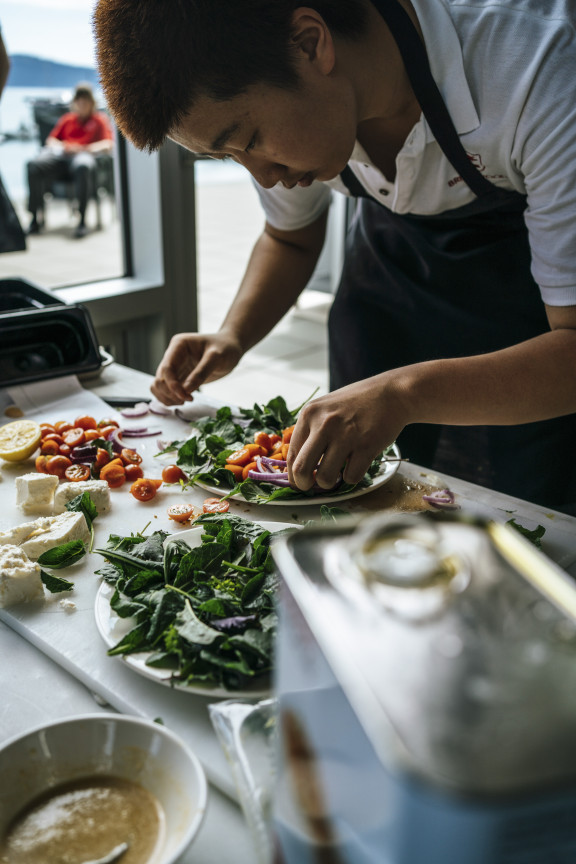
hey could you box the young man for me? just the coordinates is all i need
[26,83,113,238]
[94,0,576,513]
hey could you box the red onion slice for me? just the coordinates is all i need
[422,489,459,510]
[247,469,291,486]
[120,402,150,418]
[149,400,171,416]
[261,456,287,469]
[122,427,163,437]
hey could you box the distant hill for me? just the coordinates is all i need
[7,55,98,88]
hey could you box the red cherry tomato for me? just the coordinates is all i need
[130,477,162,502]
[167,504,196,523]
[202,497,230,514]
[65,464,91,482]
[161,464,187,484]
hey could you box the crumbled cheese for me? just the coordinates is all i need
[0,544,44,608]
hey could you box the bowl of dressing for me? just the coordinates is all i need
[0,713,207,864]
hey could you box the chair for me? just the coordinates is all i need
[31,99,115,230]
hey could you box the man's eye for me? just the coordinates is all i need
[245,135,257,153]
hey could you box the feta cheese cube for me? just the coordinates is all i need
[15,473,59,514]
[0,544,44,607]
[0,517,55,547]
[20,511,90,560]
[53,480,111,515]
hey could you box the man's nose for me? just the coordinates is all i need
[239,154,286,189]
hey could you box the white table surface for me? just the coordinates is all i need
[1,363,576,864]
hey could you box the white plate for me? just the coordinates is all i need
[196,443,402,506]
[94,520,293,698]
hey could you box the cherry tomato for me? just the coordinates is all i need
[202,497,230,514]
[58,443,72,457]
[167,503,196,523]
[40,439,60,456]
[84,429,101,442]
[224,463,244,481]
[125,463,144,481]
[35,454,49,474]
[97,418,120,429]
[226,447,252,467]
[62,427,86,447]
[282,425,296,444]
[130,477,162,502]
[161,464,187,484]
[65,464,91,482]
[74,415,98,431]
[42,432,64,445]
[100,459,127,488]
[268,433,282,448]
[94,448,111,470]
[120,447,142,466]
[242,460,258,480]
[253,431,273,451]
[99,425,120,441]
[40,424,57,438]
[46,455,73,479]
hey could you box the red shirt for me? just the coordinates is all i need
[50,112,113,147]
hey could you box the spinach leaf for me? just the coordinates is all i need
[506,519,546,549]
[37,539,86,570]
[40,570,75,593]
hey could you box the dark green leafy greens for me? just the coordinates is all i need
[38,492,100,593]
[94,514,292,690]
[506,518,546,549]
[158,394,393,503]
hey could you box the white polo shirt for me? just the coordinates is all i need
[253,0,576,307]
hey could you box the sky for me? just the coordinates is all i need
[1,0,97,68]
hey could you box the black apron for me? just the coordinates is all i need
[329,0,576,514]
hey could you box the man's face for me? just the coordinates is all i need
[74,96,95,121]
[170,76,357,189]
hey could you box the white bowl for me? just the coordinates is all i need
[0,713,207,864]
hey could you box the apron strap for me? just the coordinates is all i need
[341,0,508,201]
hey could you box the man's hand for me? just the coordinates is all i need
[150,330,243,405]
[287,374,409,491]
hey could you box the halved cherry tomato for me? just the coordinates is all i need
[58,443,72,457]
[253,431,273,451]
[130,477,162,502]
[98,425,120,441]
[282,425,296,444]
[54,421,73,433]
[226,447,253,467]
[42,433,64,445]
[97,418,120,429]
[46,455,72,478]
[120,447,142,466]
[125,463,144,482]
[244,443,268,458]
[62,427,86,447]
[84,429,101,442]
[40,424,57,438]
[40,438,61,456]
[65,463,91,482]
[202,497,230,514]
[100,459,127,488]
[161,464,187,484]
[167,504,196,523]
[94,448,111,470]
[242,460,258,480]
[35,454,49,473]
[74,415,98,430]
[224,463,244,481]
[268,433,282,448]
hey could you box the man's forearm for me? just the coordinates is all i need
[396,328,576,427]
[219,213,327,353]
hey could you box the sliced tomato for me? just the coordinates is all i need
[224,463,244,481]
[253,431,273,451]
[58,443,72,457]
[202,497,230,514]
[74,415,98,430]
[130,477,161,502]
[45,455,73,479]
[100,459,126,488]
[268,433,282,448]
[54,421,73,434]
[94,448,111,470]
[99,425,120,441]
[167,503,196,523]
[62,427,86,447]
[35,454,49,474]
[120,447,142,466]
[40,438,60,456]
[97,418,120,429]
[84,429,101,442]
[282,425,296,444]
[65,463,91,482]
[39,424,57,438]
[226,447,253,467]
[242,460,258,480]
[125,463,144,481]
[161,464,187,484]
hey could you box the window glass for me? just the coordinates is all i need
[0,0,123,288]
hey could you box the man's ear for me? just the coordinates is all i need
[290,7,335,74]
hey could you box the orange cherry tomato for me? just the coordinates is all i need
[244,443,268,458]
[58,443,72,457]
[242,460,258,480]
[282,425,296,444]
[97,418,120,429]
[120,447,142,466]
[35,454,49,473]
[94,448,111,470]
[167,504,196,523]
[99,425,120,441]
[84,429,101,442]
[64,464,91,482]
[74,415,98,431]
[224,463,244,481]
[130,477,161,502]
[100,459,127,488]
[268,433,282,448]
[161,464,187,484]
[42,432,64,445]
[46,455,73,479]
[125,463,144,481]
[226,447,253,467]
[54,421,73,433]
[253,431,273,451]
[202,497,230,514]
[40,424,57,438]
[40,438,61,456]
[62,427,86,447]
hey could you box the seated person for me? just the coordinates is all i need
[26,82,113,238]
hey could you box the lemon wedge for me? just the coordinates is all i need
[0,420,42,462]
